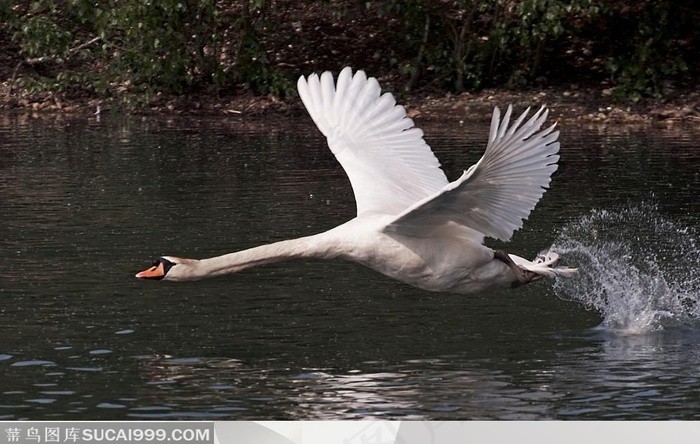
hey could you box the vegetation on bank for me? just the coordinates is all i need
[1,1,697,112]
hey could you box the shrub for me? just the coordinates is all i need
[4,0,697,103]
[6,0,294,101]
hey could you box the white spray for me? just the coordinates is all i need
[551,202,700,333]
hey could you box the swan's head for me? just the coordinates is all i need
[135,257,180,281]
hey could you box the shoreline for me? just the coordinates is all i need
[2,84,699,126]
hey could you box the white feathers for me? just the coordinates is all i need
[298,67,560,242]
[297,67,448,216]
[385,106,560,241]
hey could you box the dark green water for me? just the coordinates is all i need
[1,113,699,419]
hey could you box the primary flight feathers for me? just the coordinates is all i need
[297,68,448,217]
[297,67,560,241]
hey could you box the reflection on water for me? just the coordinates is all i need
[5,333,700,420]
[548,330,700,419]
[1,114,699,419]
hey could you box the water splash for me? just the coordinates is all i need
[551,202,700,333]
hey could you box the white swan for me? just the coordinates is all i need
[136,67,576,293]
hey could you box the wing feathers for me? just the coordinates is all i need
[385,106,560,241]
[298,67,560,239]
[298,68,448,216]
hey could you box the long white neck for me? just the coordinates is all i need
[167,232,340,281]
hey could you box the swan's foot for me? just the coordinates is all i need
[494,250,543,287]
[533,249,578,278]
[534,250,560,267]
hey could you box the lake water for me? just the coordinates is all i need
[1,112,699,420]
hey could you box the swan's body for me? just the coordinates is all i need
[136,67,576,293]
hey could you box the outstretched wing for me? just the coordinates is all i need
[384,106,560,241]
[297,67,449,217]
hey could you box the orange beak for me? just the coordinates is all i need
[135,262,166,279]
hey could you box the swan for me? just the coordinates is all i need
[136,67,576,293]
